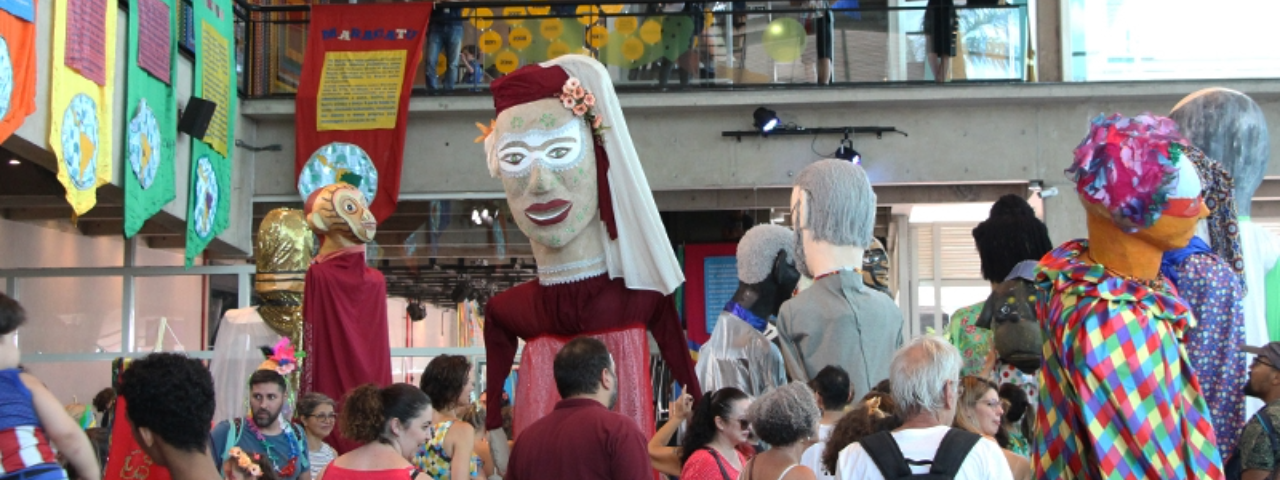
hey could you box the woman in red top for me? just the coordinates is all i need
[680,388,754,480]
[319,384,431,480]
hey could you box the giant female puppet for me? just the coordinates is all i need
[301,182,391,453]
[476,55,701,470]
[1034,113,1223,479]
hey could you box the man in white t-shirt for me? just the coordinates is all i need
[836,335,1012,480]
[802,365,853,479]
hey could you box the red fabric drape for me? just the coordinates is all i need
[103,398,173,480]
[301,250,391,454]
[294,3,432,223]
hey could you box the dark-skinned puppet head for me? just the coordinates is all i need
[974,195,1054,374]
[733,224,801,321]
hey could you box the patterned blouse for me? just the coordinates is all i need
[1033,240,1223,480]
[945,302,992,377]
[414,421,481,480]
[1171,252,1247,454]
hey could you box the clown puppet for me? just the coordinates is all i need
[1033,113,1223,479]
[300,181,391,453]
[477,55,701,474]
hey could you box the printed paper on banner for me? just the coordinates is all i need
[316,50,406,132]
[137,0,172,84]
[65,0,107,85]
[49,0,115,217]
[199,20,230,155]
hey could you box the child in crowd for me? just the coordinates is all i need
[224,447,279,480]
[0,293,100,480]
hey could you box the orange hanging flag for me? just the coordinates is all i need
[0,4,38,143]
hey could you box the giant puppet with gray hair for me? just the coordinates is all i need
[776,159,904,395]
[1170,89,1276,419]
[476,55,701,474]
[696,224,799,397]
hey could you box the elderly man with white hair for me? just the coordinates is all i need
[836,335,1012,480]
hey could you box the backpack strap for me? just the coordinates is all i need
[860,431,913,479]
[223,418,244,463]
[928,429,983,477]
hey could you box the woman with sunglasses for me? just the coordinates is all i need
[297,392,338,478]
[681,387,754,480]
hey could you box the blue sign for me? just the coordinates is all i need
[0,0,34,23]
[704,256,739,335]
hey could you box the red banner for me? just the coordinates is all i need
[295,3,431,223]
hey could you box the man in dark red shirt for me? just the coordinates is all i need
[504,337,651,480]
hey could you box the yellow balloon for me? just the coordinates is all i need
[464,7,494,30]
[539,19,564,40]
[547,40,571,59]
[622,36,645,61]
[509,27,533,50]
[435,53,447,76]
[587,25,609,49]
[762,18,807,63]
[639,19,662,45]
[614,17,638,35]
[503,6,527,25]
[526,5,550,15]
[494,50,520,74]
[576,4,599,25]
[600,4,625,14]
[479,30,503,54]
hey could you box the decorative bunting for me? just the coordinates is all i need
[123,0,177,237]
[294,3,433,223]
[49,0,115,218]
[185,0,236,266]
[0,0,37,143]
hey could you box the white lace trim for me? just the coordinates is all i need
[537,255,605,274]
[538,265,608,286]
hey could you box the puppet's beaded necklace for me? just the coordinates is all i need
[1082,251,1166,291]
[245,417,300,477]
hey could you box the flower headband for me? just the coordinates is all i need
[227,447,264,478]
[258,337,300,376]
[474,76,608,144]
[1067,112,1191,232]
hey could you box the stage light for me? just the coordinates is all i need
[471,209,482,225]
[7,159,17,165]
[753,107,779,134]
[834,137,861,164]
[407,301,426,321]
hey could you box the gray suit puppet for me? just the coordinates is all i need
[776,159,904,396]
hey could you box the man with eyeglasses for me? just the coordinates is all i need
[1227,342,1280,479]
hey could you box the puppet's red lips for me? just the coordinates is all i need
[525,200,572,226]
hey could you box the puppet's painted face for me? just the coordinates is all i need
[308,183,376,244]
[493,98,599,249]
[862,239,890,293]
[1133,158,1209,251]
[977,279,1043,373]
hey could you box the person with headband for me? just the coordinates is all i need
[476,55,701,475]
[1034,113,1223,479]
[213,339,311,480]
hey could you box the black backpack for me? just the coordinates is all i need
[860,428,982,479]
[1226,411,1280,480]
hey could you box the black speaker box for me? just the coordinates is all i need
[178,97,218,139]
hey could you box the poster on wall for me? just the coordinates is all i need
[682,243,738,345]
[185,0,236,267]
[294,3,432,223]
[48,0,116,218]
[0,1,36,145]
[123,0,178,237]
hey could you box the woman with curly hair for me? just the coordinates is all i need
[416,355,480,479]
[680,388,754,479]
[322,384,432,480]
[820,392,901,477]
[740,382,822,480]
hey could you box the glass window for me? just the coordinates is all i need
[1067,0,1280,81]
[16,277,124,354]
[23,361,113,407]
[134,276,210,352]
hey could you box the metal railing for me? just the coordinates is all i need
[233,0,1029,98]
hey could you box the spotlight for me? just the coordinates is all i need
[6,159,17,165]
[407,300,427,321]
[834,137,861,164]
[482,208,490,219]
[753,107,779,134]
[471,209,482,225]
